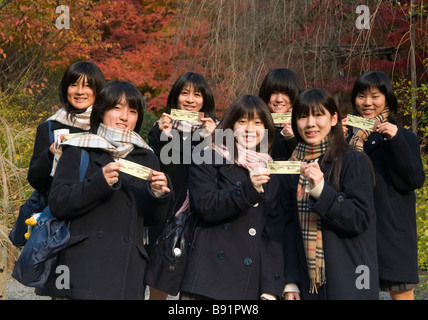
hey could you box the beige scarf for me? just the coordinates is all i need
[291,138,330,293]
[48,107,92,131]
[51,123,152,175]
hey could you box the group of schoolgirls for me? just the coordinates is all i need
[26,61,424,300]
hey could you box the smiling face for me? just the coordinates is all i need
[354,87,387,118]
[233,113,266,150]
[296,105,338,145]
[102,94,138,131]
[268,92,292,113]
[67,75,96,110]
[177,83,204,112]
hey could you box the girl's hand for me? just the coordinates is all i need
[303,162,323,189]
[341,117,348,137]
[249,167,270,189]
[281,121,293,136]
[284,292,301,300]
[150,170,170,194]
[375,121,397,140]
[201,117,216,135]
[103,162,122,186]
[158,113,173,135]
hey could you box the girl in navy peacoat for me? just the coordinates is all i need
[180,95,284,300]
[48,81,172,299]
[280,89,379,300]
[347,71,425,300]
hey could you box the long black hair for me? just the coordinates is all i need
[292,88,355,190]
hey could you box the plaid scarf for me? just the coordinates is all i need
[211,142,272,170]
[291,138,330,293]
[51,123,152,175]
[349,108,389,152]
[48,107,92,131]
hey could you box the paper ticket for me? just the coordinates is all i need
[54,129,70,144]
[61,132,90,142]
[117,159,153,180]
[170,109,204,122]
[346,114,376,131]
[268,161,301,174]
[271,112,291,124]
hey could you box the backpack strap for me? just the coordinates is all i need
[79,149,89,182]
[47,120,54,145]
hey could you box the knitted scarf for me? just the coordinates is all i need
[51,123,152,175]
[48,107,92,131]
[349,108,389,152]
[291,138,330,293]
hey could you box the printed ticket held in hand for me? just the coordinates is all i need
[268,161,301,174]
[170,109,204,122]
[61,132,90,142]
[346,114,376,131]
[271,112,291,124]
[117,158,153,180]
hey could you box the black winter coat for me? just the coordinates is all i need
[48,146,171,299]
[180,150,285,300]
[271,127,297,160]
[280,150,379,299]
[348,125,425,283]
[28,120,86,190]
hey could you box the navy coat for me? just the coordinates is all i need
[48,146,171,299]
[28,120,86,190]
[180,150,285,300]
[280,150,379,299]
[348,125,425,283]
[271,127,297,160]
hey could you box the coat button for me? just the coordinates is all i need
[243,257,252,266]
[97,231,104,239]
[123,236,131,242]
[223,223,231,230]
[234,190,241,197]
[249,228,256,236]
[218,252,225,260]
[274,274,280,280]
[337,195,345,203]
[236,181,241,187]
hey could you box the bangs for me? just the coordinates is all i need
[294,100,327,118]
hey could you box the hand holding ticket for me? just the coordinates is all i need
[271,113,291,124]
[170,109,204,122]
[267,161,301,174]
[346,114,377,131]
[117,158,153,180]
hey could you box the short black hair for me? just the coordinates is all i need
[90,80,146,133]
[216,95,275,155]
[258,68,304,106]
[351,71,397,123]
[166,72,216,120]
[59,61,105,115]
